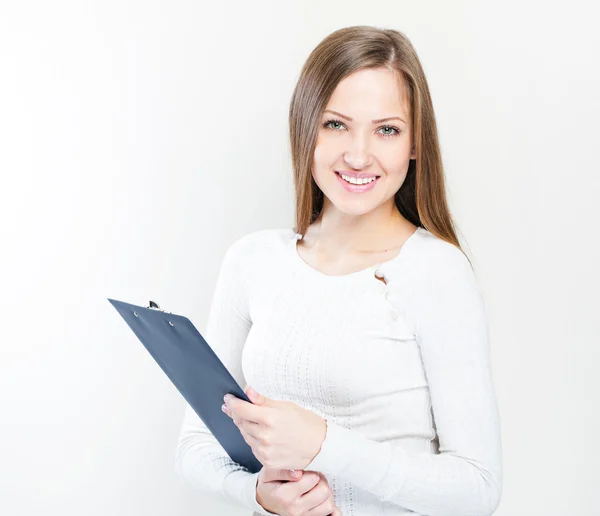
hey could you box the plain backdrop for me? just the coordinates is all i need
[1,1,598,514]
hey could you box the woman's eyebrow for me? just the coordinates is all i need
[324,109,406,125]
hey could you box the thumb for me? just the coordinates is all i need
[261,468,302,482]
[289,469,303,480]
[245,385,268,406]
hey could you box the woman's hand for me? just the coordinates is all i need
[222,385,327,470]
[256,468,342,516]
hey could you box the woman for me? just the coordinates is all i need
[175,25,502,516]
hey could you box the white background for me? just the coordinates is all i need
[1,1,598,514]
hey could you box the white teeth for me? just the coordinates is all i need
[340,173,377,185]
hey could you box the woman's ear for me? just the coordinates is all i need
[410,144,417,160]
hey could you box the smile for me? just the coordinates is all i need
[334,171,381,193]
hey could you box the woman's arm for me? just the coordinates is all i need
[173,237,277,516]
[305,243,503,516]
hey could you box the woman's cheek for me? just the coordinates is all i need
[313,142,326,165]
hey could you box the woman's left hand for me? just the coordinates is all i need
[222,385,327,470]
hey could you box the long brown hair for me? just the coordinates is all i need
[288,25,472,264]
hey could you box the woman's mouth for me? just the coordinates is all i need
[334,171,381,193]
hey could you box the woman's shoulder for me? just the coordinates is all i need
[415,228,470,266]
[396,227,476,288]
[388,228,482,317]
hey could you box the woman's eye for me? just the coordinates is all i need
[322,119,401,138]
[378,126,401,137]
[323,119,345,131]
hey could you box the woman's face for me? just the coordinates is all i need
[313,67,416,217]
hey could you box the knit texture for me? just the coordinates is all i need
[174,226,503,516]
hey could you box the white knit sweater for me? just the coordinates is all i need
[174,226,503,516]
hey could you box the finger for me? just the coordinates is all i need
[290,469,303,480]
[237,418,261,439]
[299,475,335,514]
[262,468,303,482]
[237,422,261,450]
[293,471,321,494]
[227,397,270,425]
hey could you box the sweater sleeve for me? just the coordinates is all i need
[305,243,503,516]
[173,237,278,516]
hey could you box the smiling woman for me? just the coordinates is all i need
[287,27,460,254]
[174,25,502,516]
[314,68,414,200]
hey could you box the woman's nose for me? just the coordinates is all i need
[343,148,372,169]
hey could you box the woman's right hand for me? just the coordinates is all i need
[256,467,342,515]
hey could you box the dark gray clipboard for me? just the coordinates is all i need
[107,298,263,474]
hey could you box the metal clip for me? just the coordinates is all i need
[147,300,172,314]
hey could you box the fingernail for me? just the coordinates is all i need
[221,403,228,413]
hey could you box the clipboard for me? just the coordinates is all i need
[107,298,263,474]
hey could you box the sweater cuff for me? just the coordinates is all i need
[305,419,408,492]
[221,469,279,515]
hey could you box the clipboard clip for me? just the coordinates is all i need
[147,300,172,314]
